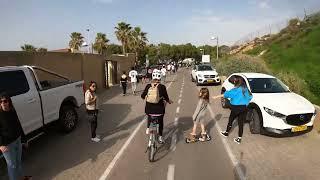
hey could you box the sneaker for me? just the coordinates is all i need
[220,131,229,137]
[234,137,242,144]
[158,136,165,144]
[91,137,101,142]
[146,128,149,135]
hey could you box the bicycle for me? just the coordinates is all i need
[146,115,161,162]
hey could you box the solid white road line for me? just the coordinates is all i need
[176,107,180,114]
[208,107,246,180]
[99,75,177,180]
[99,116,146,180]
[167,164,175,180]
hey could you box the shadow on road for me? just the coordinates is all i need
[233,152,247,180]
[0,103,142,180]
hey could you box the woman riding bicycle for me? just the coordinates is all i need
[141,70,173,144]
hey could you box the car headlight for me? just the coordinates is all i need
[264,107,286,120]
[197,74,203,78]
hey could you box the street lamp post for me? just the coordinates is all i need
[211,36,219,60]
[86,28,90,53]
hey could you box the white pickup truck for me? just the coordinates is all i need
[0,66,85,142]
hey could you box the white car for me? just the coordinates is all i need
[221,73,317,136]
[191,64,221,85]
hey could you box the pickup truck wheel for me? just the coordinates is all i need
[59,105,78,133]
[249,109,261,134]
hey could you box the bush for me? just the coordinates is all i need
[215,55,270,77]
[276,71,307,95]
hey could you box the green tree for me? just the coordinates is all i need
[129,27,148,63]
[69,32,84,52]
[21,44,37,52]
[37,48,47,52]
[115,22,132,54]
[106,44,122,55]
[93,33,109,55]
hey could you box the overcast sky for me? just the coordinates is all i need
[1,0,320,50]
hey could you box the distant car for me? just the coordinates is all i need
[191,64,221,85]
[221,73,317,136]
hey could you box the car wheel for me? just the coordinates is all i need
[196,78,200,86]
[249,108,261,134]
[59,105,78,133]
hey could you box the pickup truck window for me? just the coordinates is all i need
[33,68,70,90]
[0,70,30,96]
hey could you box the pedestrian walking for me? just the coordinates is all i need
[167,64,171,75]
[120,71,128,96]
[160,65,167,84]
[188,88,211,142]
[212,77,252,144]
[85,81,101,143]
[0,92,32,180]
[172,63,176,73]
[147,67,153,83]
[129,67,138,95]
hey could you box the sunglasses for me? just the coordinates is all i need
[0,99,9,104]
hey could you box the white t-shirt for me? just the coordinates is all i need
[129,70,138,83]
[167,65,171,71]
[85,90,98,110]
[161,68,167,76]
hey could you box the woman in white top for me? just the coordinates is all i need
[85,81,100,142]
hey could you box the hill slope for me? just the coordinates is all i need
[247,12,320,105]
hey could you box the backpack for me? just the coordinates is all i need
[146,83,160,104]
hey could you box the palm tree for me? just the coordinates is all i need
[129,27,148,63]
[93,33,109,55]
[69,32,84,52]
[115,22,132,54]
[21,44,37,52]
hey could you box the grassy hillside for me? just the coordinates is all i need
[246,12,320,105]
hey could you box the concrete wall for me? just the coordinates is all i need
[107,53,136,82]
[0,51,135,90]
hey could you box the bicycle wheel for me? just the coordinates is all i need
[148,134,156,162]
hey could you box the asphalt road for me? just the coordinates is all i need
[1,68,320,180]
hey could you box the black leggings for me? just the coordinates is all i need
[121,82,127,94]
[147,115,164,136]
[226,105,248,137]
[87,111,98,138]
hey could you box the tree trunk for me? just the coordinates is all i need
[122,42,126,55]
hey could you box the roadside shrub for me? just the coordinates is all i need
[276,71,307,95]
[215,55,270,77]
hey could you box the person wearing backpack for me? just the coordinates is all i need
[141,70,173,144]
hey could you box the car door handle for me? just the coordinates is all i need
[27,99,36,104]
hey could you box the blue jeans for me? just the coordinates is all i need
[2,137,23,180]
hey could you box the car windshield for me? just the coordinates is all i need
[198,66,213,71]
[247,78,290,93]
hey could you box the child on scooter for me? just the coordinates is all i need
[189,88,210,142]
